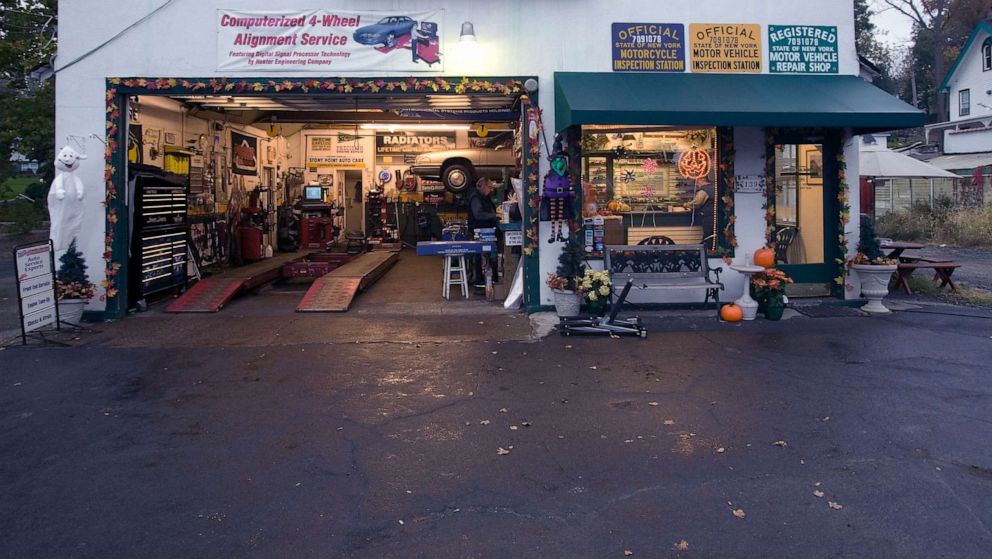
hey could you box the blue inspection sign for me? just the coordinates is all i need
[612,23,685,72]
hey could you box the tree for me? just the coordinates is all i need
[882,0,988,120]
[0,1,57,186]
[854,0,899,94]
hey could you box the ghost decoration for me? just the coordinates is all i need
[48,145,88,252]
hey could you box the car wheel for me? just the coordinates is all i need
[384,33,396,48]
[442,164,473,194]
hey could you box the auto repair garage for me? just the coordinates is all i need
[118,83,528,315]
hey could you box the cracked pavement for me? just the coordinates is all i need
[2,295,992,558]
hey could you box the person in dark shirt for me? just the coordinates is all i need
[468,177,500,286]
[685,176,715,249]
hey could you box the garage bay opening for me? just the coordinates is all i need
[123,85,527,316]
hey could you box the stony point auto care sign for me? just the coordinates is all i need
[217,9,443,71]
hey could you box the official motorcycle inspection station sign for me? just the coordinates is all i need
[768,25,839,73]
[217,9,443,72]
[14,240,58,337]
[611,23,685,72]
[689,24,762,73]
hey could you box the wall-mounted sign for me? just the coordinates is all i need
[217,9,444,72]
[14,240,58,341]
[231,131,258,176]
[735,175,767,194]
[375,132,455,154]
[689,24,761,73]
[307,134,366,169]
[611,23,685,72]
[768,25,838,73]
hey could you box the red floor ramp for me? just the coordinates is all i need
[295,251,398,313]
[164,277,245,313]
[296,277,361,312]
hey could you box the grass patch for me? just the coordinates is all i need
[877,199,992,248]
[901,275,942,295]
[954,287,992,307]
[1,177,44,200]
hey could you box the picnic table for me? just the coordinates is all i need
[880,241,960,294]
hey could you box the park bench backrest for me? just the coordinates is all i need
[605,244,709,282]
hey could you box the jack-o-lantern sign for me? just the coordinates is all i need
[677,148,711,180]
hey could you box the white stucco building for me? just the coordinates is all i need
[54,0,921,319]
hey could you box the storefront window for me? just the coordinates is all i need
[581,127,718,251]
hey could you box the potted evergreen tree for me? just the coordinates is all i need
[55,239,96,325]
[850,214,898,314]
[546,232,585,317]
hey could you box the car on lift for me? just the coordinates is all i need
[409,132,517,193]
[353,16,417,49]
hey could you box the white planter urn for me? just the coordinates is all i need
[552,289,581,318]
[58,298,86,325]
[852,263,898,314]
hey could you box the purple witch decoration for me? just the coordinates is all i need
[540,137,575,243]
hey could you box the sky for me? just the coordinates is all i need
[870,0,915,50]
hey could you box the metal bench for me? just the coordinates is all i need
[605,244,724,316]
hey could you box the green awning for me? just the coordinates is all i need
[554,72,924,133]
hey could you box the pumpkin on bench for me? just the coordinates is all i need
[605,244,724,316]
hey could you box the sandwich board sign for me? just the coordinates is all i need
[14,240,60,344]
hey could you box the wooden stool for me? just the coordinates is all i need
[443,255,469,300]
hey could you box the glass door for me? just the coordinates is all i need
[772,143,835,284]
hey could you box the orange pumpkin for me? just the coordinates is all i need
[720,304,744,322]
[753,247,775,268]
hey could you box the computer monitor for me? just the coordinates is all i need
[304,186,323,201]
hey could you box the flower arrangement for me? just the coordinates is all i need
[576,269,613,303]
[56,239,96,301]
[547,232,586,292]
[751,268,793,304]
[850,214,897,266]
[546,273,570,291]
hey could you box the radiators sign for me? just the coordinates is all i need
[611,23,685,72]
[689,24,761,73]
[217,10,444,71]
[768,25,839,73]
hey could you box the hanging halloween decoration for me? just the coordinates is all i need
[677,148,711,179]
[621,170,637,183]
[540,136,575,243]
[641,158,658,175]
[48,145,88,252]
[677,129,713,180]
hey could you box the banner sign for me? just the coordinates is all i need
[13,240,59,340]
[376,132,455,155]
[611,23,685,72]
[306,133,365,169]
[217,9,444,72]
[768,25,839,73]
[689,24,762,73]
[231,131,258,176]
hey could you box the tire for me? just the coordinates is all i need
[442,163,474,193]
[384,33,396,48]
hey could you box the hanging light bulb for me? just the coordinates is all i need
[266,116,281,138]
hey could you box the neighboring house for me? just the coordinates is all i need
[9,151,40,174]
[925,20,992,168]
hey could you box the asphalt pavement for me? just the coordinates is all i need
[2,295,992,558]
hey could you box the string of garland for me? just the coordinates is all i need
[103,83,122,302]
[763,130,777,247]
[835,149,851,291]
[717,126,736,262]
[109,76,525,96]
[100,77,527,308]
[523,99,541,257]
